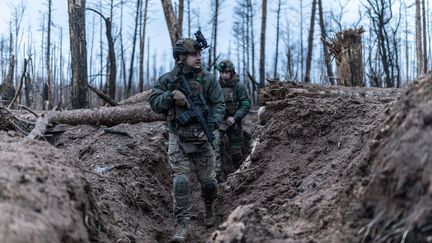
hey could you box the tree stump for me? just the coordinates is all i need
[322,28,365,87]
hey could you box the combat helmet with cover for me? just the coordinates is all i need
[216,60,236,73]
[173,31,209,61]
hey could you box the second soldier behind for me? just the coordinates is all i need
[213,60,251,178]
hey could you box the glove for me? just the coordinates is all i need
[172,90,189,108]
[227,117,235,126]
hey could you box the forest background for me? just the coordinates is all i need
[0,0,425,109]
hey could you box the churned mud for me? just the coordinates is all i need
[3,76,432,242]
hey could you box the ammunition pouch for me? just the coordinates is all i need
[176,110,197,126]
[177,123,208,143]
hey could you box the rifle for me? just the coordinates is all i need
[175,75,216,143]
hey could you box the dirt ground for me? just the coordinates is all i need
[1,75,432,242]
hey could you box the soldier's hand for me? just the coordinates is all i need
[172,90,189,108]
[227,117,235,126]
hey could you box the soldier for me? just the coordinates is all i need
[213,60,251,177]
[149,33,225,243]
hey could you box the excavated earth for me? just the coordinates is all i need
[1,75,432,243]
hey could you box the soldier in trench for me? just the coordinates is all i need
[149,34,225,243]
[213,60,251,177]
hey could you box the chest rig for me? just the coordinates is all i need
[172,73,210,143]
[222,84,238,117]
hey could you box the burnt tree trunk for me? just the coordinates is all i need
[87,8,117,100]
[0,55,16,106]
[322,28,365,87]
[139,0,149,92]
[304,0,317,83]
[422,0,427,73]
[273,0,281,79]
[127,0,141,98]
[259,0,267,88]
[8,57,30,109]
[416,0,424,77]
[161,0,180,46]
[46,0,53,109]
[177,0,184,38]
[68,0,88,108]
[317,0,335,85]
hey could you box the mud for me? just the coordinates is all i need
[2,77,432,243]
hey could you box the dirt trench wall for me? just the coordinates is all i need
[212,83,402,242]
[360,74,432,242]
[50,121,174,243]
[0,133,96,243]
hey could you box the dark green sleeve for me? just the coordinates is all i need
[149,74,174,114]
[233,83,251,121]
[205,73,225,126]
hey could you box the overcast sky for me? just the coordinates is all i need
[0,0,361,80]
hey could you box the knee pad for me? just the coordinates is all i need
[174,175,189,194]
[202,179,218,204]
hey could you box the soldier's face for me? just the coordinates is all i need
[220,71,232,81]
[184,52,201,69]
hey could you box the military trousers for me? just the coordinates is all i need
[213,123,244,175]
[167,133,218,222]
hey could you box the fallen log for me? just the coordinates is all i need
[27,104,165,139]
[118,90,151,106]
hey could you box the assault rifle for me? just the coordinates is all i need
[175,75,216,143]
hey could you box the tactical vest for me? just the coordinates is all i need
[171,77,209,143]
[222,84,238,117]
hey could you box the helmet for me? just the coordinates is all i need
[173,38,200,60]
[216,60,235,73]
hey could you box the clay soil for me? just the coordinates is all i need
[1,76,432,243]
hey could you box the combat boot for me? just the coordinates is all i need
[203,204,215,227]
[171,220,191,243]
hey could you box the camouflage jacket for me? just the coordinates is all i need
[219,76,251,122]
[149,65,225,133]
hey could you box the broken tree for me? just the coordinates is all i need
[322,28,365,87]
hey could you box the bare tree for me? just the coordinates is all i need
[161,0,180,46]
[139,0,149,92]
[187,0,191,37]
[416,0,424,77]
[248,0,256,80]
[421,0,427,73]
[283,22,293,79]
[0,55,16,105]
[365,0,399,87]
[10,2,26,90]
[59,27,64,105]
[87,7,117,100]
[126,0,142,97]
[210,0,220,73]
[318,0,335,85]
[178,0,184,37]
[273,0,282,79]
[304,0,317,83]
[404,4,409,83]
[46,0,53,108]
[259,0,267,88]
[119,1,127,100]
[146,37,150,89]
[68,0,88,108]
[300,0,304,81]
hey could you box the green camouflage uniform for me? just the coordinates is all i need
[149,64,225,224]
[213,74,251,173]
